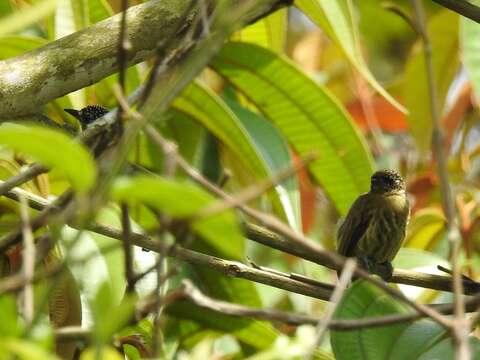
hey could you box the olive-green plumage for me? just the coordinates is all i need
[337,169,410,280]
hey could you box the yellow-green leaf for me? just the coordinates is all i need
[211,42,374,215]
[296,0,405,113]
[111,176,243,259]
[404,10,459,152]
[0,123,96,191]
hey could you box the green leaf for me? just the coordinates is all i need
[0,295,20,337]
[417,337,480,360]
[0,124,96,191]
[462,0,480,101]
[87,0,113,24]
[0,0,57,37]
[54,0,75,39]
[90,282,136,345]
[393,248,449,271]
[232,9,287,53]
[404,10,459,151]
[111,176,244,260]
[173,81,269,183]
[54,0,86,108]
[331,281,480,360]
[0,339,59,360]
[80,346,124,360]
[226,99,301,231]
[168,301,277,350]
[62,208,125,304]
[211,42,374,215]
[0,36,47,60]
[173,81,301,229]
[296,0,405,113]
[404,208,446,250]
[331,281,409,360]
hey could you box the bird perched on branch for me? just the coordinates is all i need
[64,105,119,157]
[336,169,410,280]
[64,105,109,130]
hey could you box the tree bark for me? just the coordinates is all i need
[0,0,290,118]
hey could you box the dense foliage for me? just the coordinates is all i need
[0,0,479,359]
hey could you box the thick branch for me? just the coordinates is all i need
[89,223,333,301]
[245,223,480,295]
[3,178,480,296]
[0,0,291,117]
[0,0,194,117]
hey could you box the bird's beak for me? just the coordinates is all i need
[64,108,80,119]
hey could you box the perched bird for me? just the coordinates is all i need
[64,105,109,130]
[336,169,410,280]
[64,105,118,157]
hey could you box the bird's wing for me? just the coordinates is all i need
[337,194,374,257]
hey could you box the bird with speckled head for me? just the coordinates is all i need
[336,169,410,280]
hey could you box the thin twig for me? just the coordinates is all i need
[3,177,480,296]
[54,292,480,344]
[431,0,480,24]
[143,127,452,329]
[194,152,317,220]
[304,259,356,360]
[0,190,73,253]
[382,2,419,32]
[19,194,35,325]
[121,203,135,294]
[411,1,469,358]
[0,163,48,196]
[138,0,198,106]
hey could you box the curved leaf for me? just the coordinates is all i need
[0,36,47,60]
[111,176,243,260]
[296,0,405,113]
[232,9,287,53]
[404,208,446,250]
[227,99,301,231]
[331,281,480,360]
[0,123,96,191]
[87,0,113,24]
[0,0,57,37]
[211,42,374,215]
[174,81,301,230]
[404,10,459,151]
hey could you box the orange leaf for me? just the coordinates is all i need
[347,96,408,133]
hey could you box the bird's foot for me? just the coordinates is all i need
[375,262,393,281]
[358,256,374,273]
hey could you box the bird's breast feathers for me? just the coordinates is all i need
[384,190,409,216]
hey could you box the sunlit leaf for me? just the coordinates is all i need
[0,339,59,360]
[0,36,47,60]
[232,9,287,53]
[226,99,301,231]
[0,124,96,191]
[0,295,20,337]
[404,208,446,251]
[61,208,125,304]
[331,281,480,360]
[80,346,123,360]
[54,0,86,108]
[111,176,244,259]
[87,0,113,24]
[404,10,459,152]
[173,81,301,230]
[296,0,405,113]
[90,282,136,345]
[0,0,57,37]
[212,42,374,215]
